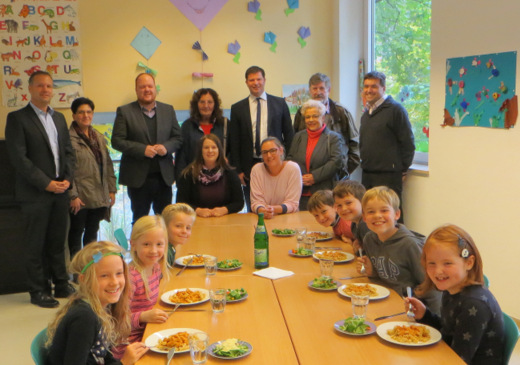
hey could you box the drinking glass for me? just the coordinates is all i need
[203,256,217,276]
[295,227,307,249]
[189,332,209,364]
[209,288,226,313]
[304,235,316,253]
[319,259,334,279]
[351,294,370,319]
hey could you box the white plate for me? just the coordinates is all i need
[161,288,210,306]
[288,249,313,257]
[337,283,390,300]
[334,319,376,336]
[208,340,253,359]
[271,229,296,237]
[307,231,334,241]
[174,255,207,267]
[376,321,442,347]
[308,279,340,291]
[313,251,355,263]
[145,328,205,354]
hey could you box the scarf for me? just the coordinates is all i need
[72,121,103,167]
[305,124,326,173]
[198,166,223,185]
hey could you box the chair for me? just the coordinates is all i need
[484,274,490,288]
[114,228,129,251]
[503,313,520,365]
[30,328,48,365]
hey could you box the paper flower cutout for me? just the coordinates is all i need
[264,31,277,52]
[297,26,310,48]
[227,40,241,64]
[285,0,298,16]
[248,0,262,20]
[192,41,208,61]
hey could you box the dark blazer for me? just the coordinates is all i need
[5,104,74,202]
[112,101,182,188]
[287,127,345,194]
[229,94,293,178]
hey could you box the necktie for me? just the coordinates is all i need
[255,97,261,156]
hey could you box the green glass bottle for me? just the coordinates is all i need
[254,213,269,269]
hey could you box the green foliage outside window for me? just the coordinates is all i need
[374,0,431,152]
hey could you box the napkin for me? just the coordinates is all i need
[253,267,294,280]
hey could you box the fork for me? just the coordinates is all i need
[406,286,415,319]
[358,248,366,275]
[166,347,175,365]
[166,303,181,316]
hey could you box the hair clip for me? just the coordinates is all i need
[81,251,124,274]
[457,235,470,258]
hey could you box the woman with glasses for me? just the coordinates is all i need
[250,137,302,219]
[287,100,346,210]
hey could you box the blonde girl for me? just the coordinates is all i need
[112,215,170,359]
[162,203,196,266]
[46,241,148,364]
[406,224,504,365]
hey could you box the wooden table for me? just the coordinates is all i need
[137,212,464,364]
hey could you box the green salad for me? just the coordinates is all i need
[272,228,295,235]
[339,317,370,334]
[226,288,247,301]
[311,277,337,289]
[291,247,313,256]
[217,259,242,269]
[213,338,249,357]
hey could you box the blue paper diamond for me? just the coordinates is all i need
[131,27,161,60]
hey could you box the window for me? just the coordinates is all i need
[372,0,431,159]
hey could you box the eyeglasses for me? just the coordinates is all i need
[261,148,279,156]
[304,114,321,120]
[76,110,93,115]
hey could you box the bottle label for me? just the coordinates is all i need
[254,248,268,266]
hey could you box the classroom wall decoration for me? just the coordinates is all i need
[169,0,229,31]
[0,0,82,108]
[443,51,517,129]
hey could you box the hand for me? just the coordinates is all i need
[238,172,246,186]
[356,256,373,276]
[46,180,68,194]
[70,197,85,214]
[109,192,116,206]
[263,205,275,219]
[210,207,228,217]
[120,342,149,365]
[153,144,167,156]
[144,145,157,158]
[405,297,426,320]
[196,207,212,218]
[302,174,315,186]
[139,308,168,324]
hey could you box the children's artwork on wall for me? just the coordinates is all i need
[264,31,277,53]
[297,26,310,48]
[227,40,241,64]
[169,0,229,31]
[248,0,262,21]
[285,0,299,16]
[0,0,82,108]
[444,51,517,129]
[131,27,161,60]
[283,84,309,115]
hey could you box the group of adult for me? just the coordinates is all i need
[4,65,415,308]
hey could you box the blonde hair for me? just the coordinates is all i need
[361,186,400,211]
[416,224,484,296]
[130,215,170,297]
[46,241,131,349]
[162,203,196,228]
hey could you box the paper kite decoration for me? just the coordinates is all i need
[227,40,241,64]
[248,0,262,20]
[192,41,209,61]
[131,27,161,60]
[297,26,310,48]
[285,0,298,16]
[137,62,158,77]
[264,31,277,53]
[169,0,228,31]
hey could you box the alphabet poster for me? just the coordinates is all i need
[444,51,517,129]
[0,0,82,108]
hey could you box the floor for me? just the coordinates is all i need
[2,291,520,364]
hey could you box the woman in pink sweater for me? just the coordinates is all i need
[250,137,302,218]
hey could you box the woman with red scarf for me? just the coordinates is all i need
[288,100,345,210]
[68,98,116,259]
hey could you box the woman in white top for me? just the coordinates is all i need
[250,137,302,219]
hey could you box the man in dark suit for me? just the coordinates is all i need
[5,71,75,308]
[229,66,294,211]
[112,73,182,223]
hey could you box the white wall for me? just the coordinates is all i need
[403,0,520,317]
